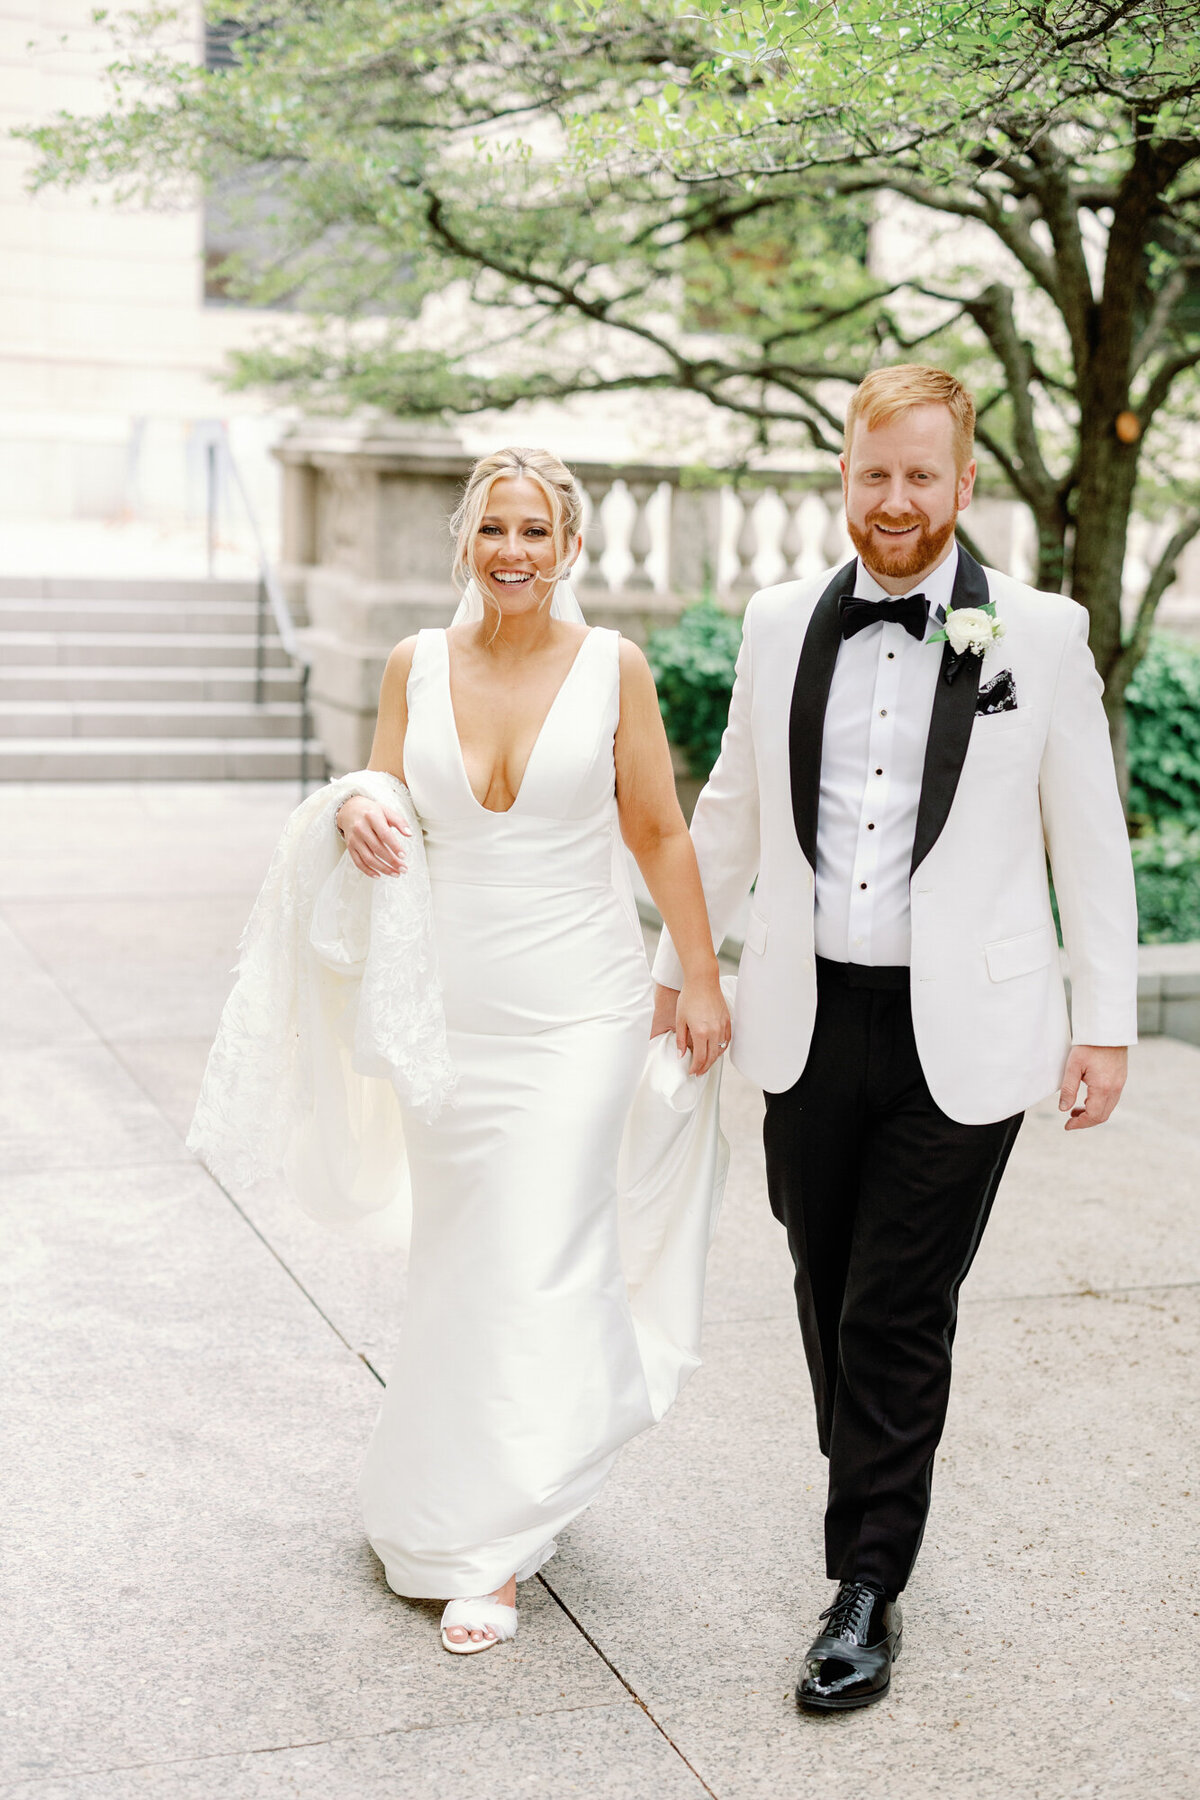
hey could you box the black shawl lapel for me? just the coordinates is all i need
[789,558,857,871]
[910,546,989,875]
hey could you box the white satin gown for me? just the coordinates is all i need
[359,625,716,1598]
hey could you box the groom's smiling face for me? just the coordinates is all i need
[841,404,977,594]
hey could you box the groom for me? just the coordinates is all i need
[652,364,1138,1711]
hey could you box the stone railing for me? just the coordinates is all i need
[275,417,1200,771]
[274,418,836,768]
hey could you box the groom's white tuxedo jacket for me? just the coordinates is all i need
[653,551,1139,1125]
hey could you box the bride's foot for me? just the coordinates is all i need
[441,1575,517,1653]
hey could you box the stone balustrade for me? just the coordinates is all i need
[275,417,1200,772]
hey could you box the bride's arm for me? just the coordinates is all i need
[615,641,730,1075]
[336,638,417,878]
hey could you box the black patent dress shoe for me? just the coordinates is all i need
[795,1581,902,1712]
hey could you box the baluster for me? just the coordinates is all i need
[580,480,613,588]
[733,490,761,592]
[1009,501,1037,585]
[626,480,655,589]
[820,493,853,566]
[788,491,831,579]
[757,486,787,585]
[781,489,806,579]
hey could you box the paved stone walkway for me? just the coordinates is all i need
[2,782,1197,1800]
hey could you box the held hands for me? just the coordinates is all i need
[337,795,412,878]
[1059,1044,1128,1130]
[650,983,678,1040]
[651,978,731,1078]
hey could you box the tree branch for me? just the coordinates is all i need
[834,168,1065,310]
[960,281,1058,504]
[1138,342,1200,421]
[1109,504,1200,687]
[1025,140,1096,366]
[1131,265,1192,373]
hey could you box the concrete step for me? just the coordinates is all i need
[0,599,270,636]
[0,738,319,780]
[0,701,305,740]
[0,665,303,703]
[0,576,260,604]
[0,632,292,669]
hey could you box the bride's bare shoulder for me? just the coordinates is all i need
[617,637,653,682]
[384,634,420,675]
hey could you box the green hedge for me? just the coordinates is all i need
[645,599,743,778]
[1126,636,1200,942]
[1127,634,1200,828]
[1131,824,1200,944]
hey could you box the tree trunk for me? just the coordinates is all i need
[1033,507,1070,595]
[1066,129,1172,815]
[1068,402,1143,811]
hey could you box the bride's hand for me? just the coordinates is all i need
[675,972,730,1077]
[337,796,412,878]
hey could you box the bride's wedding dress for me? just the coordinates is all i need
[190,617,729,1602]
[364,623,688,1595]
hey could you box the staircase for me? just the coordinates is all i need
[0,577,322,780]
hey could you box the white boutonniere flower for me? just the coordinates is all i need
[931,602,1006,658]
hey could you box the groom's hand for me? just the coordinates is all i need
[651,982,680,1039]
[1059,1045,1128,1129]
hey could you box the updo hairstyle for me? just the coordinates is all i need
[449,447,585,594]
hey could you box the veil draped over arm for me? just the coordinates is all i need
[186,770,454,1248]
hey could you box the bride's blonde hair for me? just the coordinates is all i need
[450,447,584,595]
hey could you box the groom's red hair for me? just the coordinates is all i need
[845,365,976,472]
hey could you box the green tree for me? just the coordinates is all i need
[22,1,1200,796]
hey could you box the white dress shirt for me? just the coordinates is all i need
[814,545,959,966]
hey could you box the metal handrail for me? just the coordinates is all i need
[207,426,321,795]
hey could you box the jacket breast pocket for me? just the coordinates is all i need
[984,923,1057,983]
[971,708,1033,740]
[743,909,768,956]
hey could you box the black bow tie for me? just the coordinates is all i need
[839,593,929,642]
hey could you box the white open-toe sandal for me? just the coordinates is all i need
[440,1596,519,1656]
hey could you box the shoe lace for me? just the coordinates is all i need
[819,1583,877,1640]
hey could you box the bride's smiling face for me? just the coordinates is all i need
[474,476,580,615]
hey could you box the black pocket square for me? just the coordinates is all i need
[976,669,1018,715]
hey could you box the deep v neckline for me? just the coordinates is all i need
[442,627,597,816]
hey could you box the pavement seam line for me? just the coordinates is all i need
[0,1699,629,1788]
[210,1168,381,1371]
[17,934,392,1379]
[535,1572,721,1800]
[60,995,711,1790]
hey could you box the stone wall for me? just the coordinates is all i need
[275,417,1200,774]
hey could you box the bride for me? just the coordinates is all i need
[331,447,730,1652]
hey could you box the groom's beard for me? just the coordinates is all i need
[847,505,958,583]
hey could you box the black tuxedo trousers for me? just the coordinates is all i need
[763,958,1022,1597]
